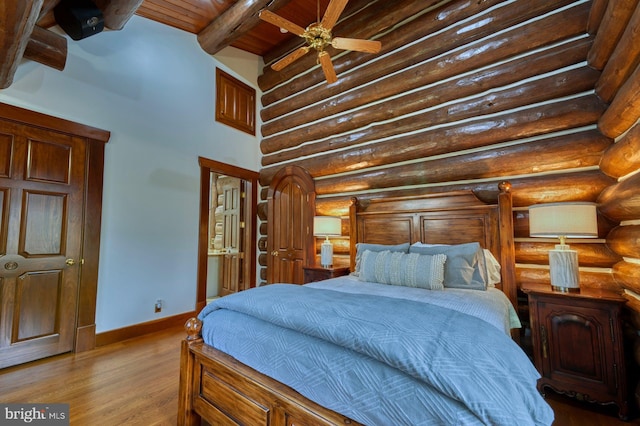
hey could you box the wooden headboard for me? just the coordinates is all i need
[348,182,517,321]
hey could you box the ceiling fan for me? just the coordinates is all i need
[259,0,382,84]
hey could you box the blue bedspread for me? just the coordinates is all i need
[199,284,553,425]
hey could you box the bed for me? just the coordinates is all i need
[178,182,554,425]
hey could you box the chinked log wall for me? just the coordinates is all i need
[592,0,640,311]
[256,0,640,308]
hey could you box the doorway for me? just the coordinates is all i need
[196,157,258,312]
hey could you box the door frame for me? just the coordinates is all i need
[0,102,110,353]
[196,157,258,312]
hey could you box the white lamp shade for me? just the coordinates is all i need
[529,202,597,292]
[313,216,341,237]
[529,202,598,238]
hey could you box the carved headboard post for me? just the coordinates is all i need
[497,181,518,341]
[349,197,358,271]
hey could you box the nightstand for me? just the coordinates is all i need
[302,265,350,284]
[522,283,629,420]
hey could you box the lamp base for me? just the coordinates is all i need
[548,245,580,293]
[551,285,580,293]
[320,240,333,269]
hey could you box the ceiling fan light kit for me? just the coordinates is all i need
[259,0,381,84]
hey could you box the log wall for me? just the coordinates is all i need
[592,0,640,313]
[256,0,640,307]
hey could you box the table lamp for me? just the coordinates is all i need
[529,202,598,293]
[313,216,341,268]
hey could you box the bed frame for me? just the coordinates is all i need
[178,182,516,426]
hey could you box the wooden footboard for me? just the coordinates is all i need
[178,318,362,426]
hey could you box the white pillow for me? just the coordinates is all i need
[482,249,501,286]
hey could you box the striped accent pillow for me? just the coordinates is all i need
[353,242,410,276]
[359,250,447,290]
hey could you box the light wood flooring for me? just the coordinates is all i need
[0,326,637,425]
[0,326,184,425]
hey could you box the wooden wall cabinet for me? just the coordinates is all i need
[215,68,255,135]
[523,283,629,420]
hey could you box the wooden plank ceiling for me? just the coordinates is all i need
[136,0,331,57]
[0,0,334,89]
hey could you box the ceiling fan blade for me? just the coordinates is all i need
[271,46,311,71]
[321,0,349,30]
[259,10,306,37]
[332,37,382,54]
[318,51,338,84]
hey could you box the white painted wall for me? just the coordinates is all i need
[0,16,262,332]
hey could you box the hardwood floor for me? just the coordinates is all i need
[0,326,184,425]
[547,391,638,426]
[0,326,637,425]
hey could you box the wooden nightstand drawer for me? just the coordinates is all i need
[302,266,350,284]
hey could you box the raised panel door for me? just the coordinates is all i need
[540,302,611,393]
[219,176,244,296]
[0,121,85,368]
[267,166,315,285]
[272,179,306,283]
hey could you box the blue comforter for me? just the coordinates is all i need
[199,284,553,425]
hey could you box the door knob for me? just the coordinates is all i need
[66,258,76,266]
[272,251,279,256]
[4,261,18,270]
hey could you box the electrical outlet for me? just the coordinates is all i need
[155,299,162,313]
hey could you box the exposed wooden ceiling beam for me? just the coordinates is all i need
[38,0,60,20]
[95,0,145,30]
[0,0,45,89]
[197,0,292,55]
[1,0,143,89]
[24,26,67,71]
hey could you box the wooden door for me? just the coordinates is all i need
[537,299,615,396]
[266,166,315,284]
[0,121,86,368]
[219,176,243,296]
